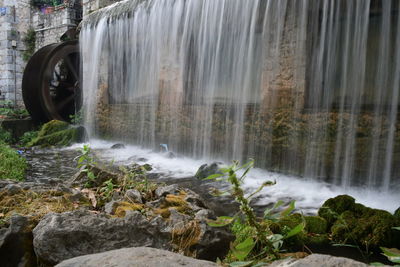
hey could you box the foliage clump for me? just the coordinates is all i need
[205,160,305,266]
[0,143,27,181]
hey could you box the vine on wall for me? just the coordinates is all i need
[22,28,36,62]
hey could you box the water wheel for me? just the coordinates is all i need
[22,40,80,123]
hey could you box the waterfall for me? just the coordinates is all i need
[81,0,400,190]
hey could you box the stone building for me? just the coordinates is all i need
[0,0,82,107]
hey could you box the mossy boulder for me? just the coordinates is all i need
[319,195,400,249]
[28,120,86,147]
[318,195,356,226]
[395,207,400,219]
[305,216,327,234]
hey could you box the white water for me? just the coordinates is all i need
[68,140,400,214]
[80,0,400,210]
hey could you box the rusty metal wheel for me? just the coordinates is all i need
[22,40,80,123]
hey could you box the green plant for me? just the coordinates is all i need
[19,131,38,146]
[22,28,36,62]
[0,100,29,119]
[69,110,83,125]
[377,227,400,266]
[0,128,12,144]
[205,160,304,266]
[75,144,97,188]
[0,143,27,181]
[99,179,115,201]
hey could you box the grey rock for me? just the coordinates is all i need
[33,210,171,265]
[195,162,222,180]
[4,184,22,195]
[155,184,179,198]
[111,143,125,149]
[195,209,215,222]
[104,200,118,214]
[56,247,217,267]
[268,254,379,267]
[0,215,36,267]
[125,189,143,204]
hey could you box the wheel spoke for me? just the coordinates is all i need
[64,55,79,82]
[56,94,75,112]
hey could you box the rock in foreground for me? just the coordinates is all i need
[56,247,217,267]
[269,254,377,267]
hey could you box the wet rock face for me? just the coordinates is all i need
[56,247,217,267]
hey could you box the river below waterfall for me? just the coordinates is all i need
[24,141,399,215]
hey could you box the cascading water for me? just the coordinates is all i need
[80,0,400,192]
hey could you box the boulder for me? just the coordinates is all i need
[56,247,217,267]
[0,215,37,267]
[33,204,233,265]
[269,254,374,267]
[33,210,172,265]
[195,162,222,180]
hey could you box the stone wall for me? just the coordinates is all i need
[0,0,31,106]
[33,3,82,50]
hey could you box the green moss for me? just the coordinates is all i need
[0,143,27,181]
[37,120,69,138]
[318,195,357,226]
[28,120,81,147]
[394,207,400,219]
[305,216,328,234]
[325,198,400,249]
[303,234,330,247]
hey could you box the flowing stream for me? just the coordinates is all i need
[80,0,400,210]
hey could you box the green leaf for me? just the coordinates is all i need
[207,216,234,227]
[264,200,284,217]
[284,222,305,239]
[234,237,255,259]
[392,227,400,231]
[229,261,254,267]
[203,173,224,180]
[280,200,295,217]
[370,263,385,266]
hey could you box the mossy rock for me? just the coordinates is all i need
[394,207,400,219]
[28,120,86,147]
[278,213,305,250]
[331,208,399,249]
[318,195,358,226]
[305,216,327,234]
[303,233,330,247]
